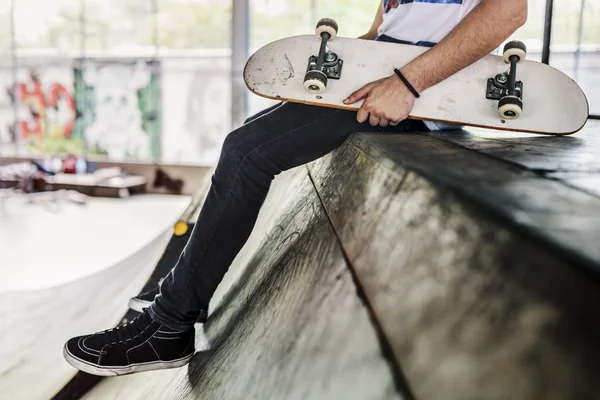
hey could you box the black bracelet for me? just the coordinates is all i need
[393,68,420,98]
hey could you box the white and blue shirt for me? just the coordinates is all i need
[377,0,481,47]
[376,0,482,130]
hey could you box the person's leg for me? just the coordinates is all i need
[126,102,287,315]
[63,102,427,376]
[243,101,284,124]
[148,102,427,330]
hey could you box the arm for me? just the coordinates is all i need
[358,2,383,40]
[344,0,528,127]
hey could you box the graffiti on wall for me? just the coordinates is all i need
[3,59,161,160]
[5,67,81,154]
[12,71,76,140]
[1,54,236,165]
[75,60,161,160]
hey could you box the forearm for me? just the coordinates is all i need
[401,0,527,93]
[359,2,384,40]
[359,32,377,40]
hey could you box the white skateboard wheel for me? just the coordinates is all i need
[316,18,338,41]
[503,40,527,64]
[304,70,328,94]
[498,96,523,120]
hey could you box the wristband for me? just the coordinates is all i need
[393,68,420,98]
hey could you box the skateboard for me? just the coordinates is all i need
[244,18,589,135]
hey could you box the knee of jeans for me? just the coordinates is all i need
[219,130,248,162]
[219,130,284,179]
[216,130,253,174]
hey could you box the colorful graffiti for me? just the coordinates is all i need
[74,60,161,160]
[1,55,235,165]
[12,71,76,140]
[4,59,161,160]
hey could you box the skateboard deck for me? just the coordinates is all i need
[244,28,589,135]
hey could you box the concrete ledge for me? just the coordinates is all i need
[309,128,600,399]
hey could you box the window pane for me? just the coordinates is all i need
[0,0,12,55]
[156,0,233,166]
[160,56,231,166]
[251,0,311,50]
[84,0,154,54]
[550,0,600,115]
[157,0,231,49]
[315,0,380,39]
[0,0,13,150]
[510,0,546,62]
[14,0,81,54]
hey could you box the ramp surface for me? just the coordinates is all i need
[0,230,172,400]
[53,121,600,399]
[0,195,190,400]
[308,120,600,399]
[0,194,190,291]
[80,168,406,400]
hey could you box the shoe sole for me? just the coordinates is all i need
[63,344,193,376]
[128,297,151,313]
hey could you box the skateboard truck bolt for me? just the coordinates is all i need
[486,73,522,101]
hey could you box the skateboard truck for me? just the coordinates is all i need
[487,40,527,120]
[304,18,343,95]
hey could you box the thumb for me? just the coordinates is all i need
[344,83,374,104]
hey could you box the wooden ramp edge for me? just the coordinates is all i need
[308,124,600,400]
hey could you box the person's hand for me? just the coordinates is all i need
[343,74,416,127]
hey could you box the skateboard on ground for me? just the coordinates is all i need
[244,18,589,135]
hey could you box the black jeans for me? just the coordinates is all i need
[148,102,428,330]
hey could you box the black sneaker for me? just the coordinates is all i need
[63,310,195,376]
[129,286,208,323]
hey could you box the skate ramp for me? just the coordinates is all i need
[72,121,600,399]
[0,194,192,400]
[0,194,190,292]
[0,229,172,400]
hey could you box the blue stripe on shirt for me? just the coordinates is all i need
[376,34,437,48]
[395,0,463,4]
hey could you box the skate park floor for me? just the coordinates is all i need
[0,193,190,292]
[0,193,190,399]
